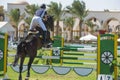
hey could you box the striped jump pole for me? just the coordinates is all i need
[35,55,97,61]
[63,51,96,56]
[58,47,97,52]
[64,44,96,48]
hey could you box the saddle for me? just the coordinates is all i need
[24,30,43,43]
[24,27,52,47]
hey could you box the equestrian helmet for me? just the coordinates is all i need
[40,4,46,9]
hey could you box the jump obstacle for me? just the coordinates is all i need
[0,33,120,80]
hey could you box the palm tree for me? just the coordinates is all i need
[47,1,63,36]
[7,8,25,41]
[67,0,88,38]
[24,4,39,25]
[85,20,95,34]
[63,17,74,42]
[0,6,4,21]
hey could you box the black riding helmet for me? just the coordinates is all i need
[40,4,46,9]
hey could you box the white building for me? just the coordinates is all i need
[6,1,29,40]
[0,22,15,41]
[7,1,29,18]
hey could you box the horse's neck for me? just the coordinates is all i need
[44,15,54,31]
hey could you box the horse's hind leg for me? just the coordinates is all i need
[26,57,35,78]
[19,56,25,80]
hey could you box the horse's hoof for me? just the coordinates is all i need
[12,62,18,67]
[25,77,29,80]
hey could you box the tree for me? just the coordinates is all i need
[63,17,74,42]
[24,4,39,25]
[47,1,63,36]
[7,8,25,41]
[0,6,4,21]
[85,20,95,34]
[67,0,88,38]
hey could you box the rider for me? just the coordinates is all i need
[29,4,47,44]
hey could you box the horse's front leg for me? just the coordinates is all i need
[26,57,35,78]
[13,54,19,66]
[19,56,25,80]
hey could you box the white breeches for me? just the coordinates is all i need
[29,16,47,31]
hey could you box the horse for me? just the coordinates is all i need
[12,15,54,80]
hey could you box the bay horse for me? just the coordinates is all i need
[12,15,54,80]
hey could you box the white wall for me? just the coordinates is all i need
[6,3,29,21]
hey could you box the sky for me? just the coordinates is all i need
[1,0,120,11]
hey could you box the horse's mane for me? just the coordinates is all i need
[43,15,54,31]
